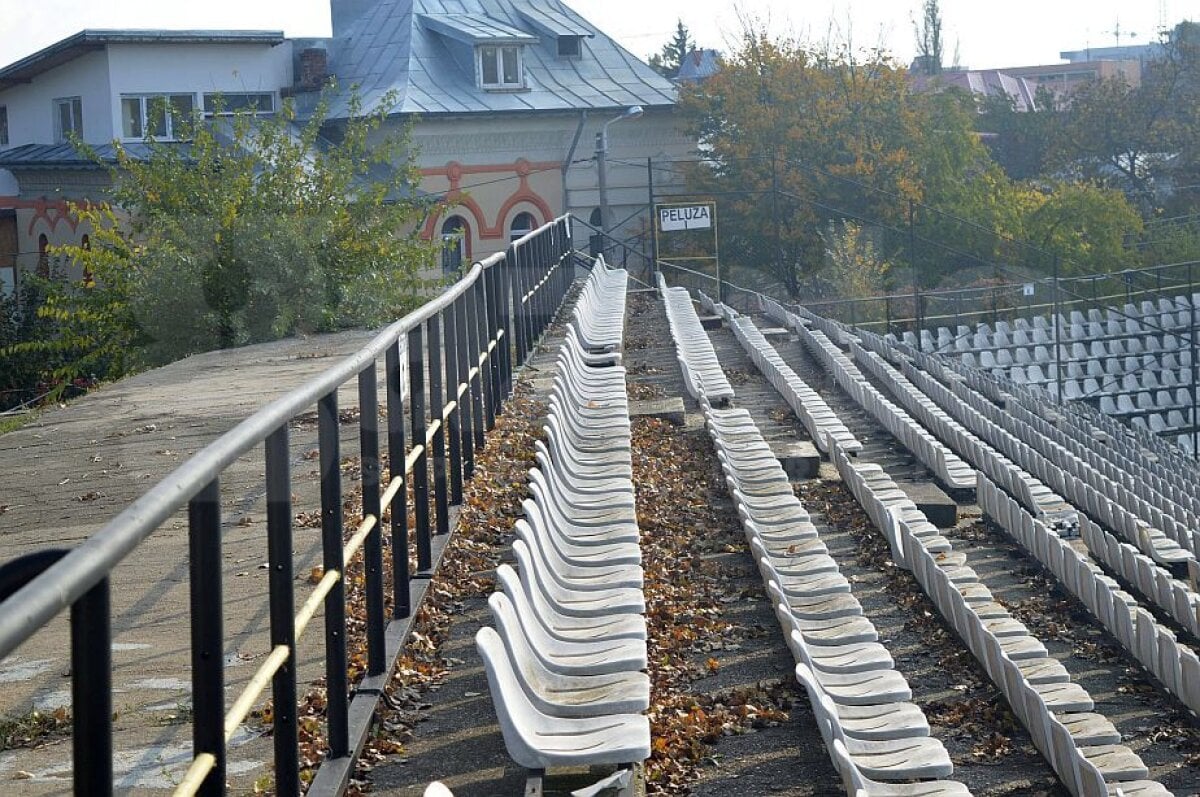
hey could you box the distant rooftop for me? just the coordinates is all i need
[1059,42,1165,63]
[676,48,721,83]
[0,29,286,92]
[322,0,677,118]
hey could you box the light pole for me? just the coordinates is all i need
[596,105,643,234]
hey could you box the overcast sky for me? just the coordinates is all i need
[2,0,1198,72]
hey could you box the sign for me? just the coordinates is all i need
[1023,283,1035,297]
[658,204,712,231]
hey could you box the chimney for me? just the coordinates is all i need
[298,47,328,90]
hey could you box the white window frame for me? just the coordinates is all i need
[53,96,83,143]
[121,94,196,141]
[202,92,276,117]
[477,44,524,89]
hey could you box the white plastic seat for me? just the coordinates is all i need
[475,627,650,770]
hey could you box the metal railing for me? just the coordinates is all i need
[0,215,575,796]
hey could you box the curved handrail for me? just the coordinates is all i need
[0,238,521,659]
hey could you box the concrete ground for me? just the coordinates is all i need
[0,330,381,793]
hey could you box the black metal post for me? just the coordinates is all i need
[358,367,386,675]
[409,325,431,571]
[265,426,299,796]
[648,158,658,284]
[497,257,514,398]
[443,300,463,503]
[466,281,487,450]
[428,314,449,536]
[508,243,526,366]
[454,292,475,479]
[909,199,919,333]
[485,260,504,417]
[317,393,349,756]
[475,278,496,433]
[188,479,225,795]
[71,575,112,796]
[385,342,410,617]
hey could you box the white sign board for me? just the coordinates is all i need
[659,204,713,231]
[1023,283,1035,297]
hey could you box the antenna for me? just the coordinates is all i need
[1159,0,1170,34]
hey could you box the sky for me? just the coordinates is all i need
[2,0,1199,72]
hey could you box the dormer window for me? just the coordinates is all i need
[557,36,582,58]
[478,45,523,89]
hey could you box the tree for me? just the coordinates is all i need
[912,0,944,76]
[649,20,694,79]
[6,87,438,396]
[678,28,980,297]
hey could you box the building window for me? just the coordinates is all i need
[509,211,537,242]
[53,97,83,143]
[441,216,468,275]
[478,45,523,89]
[557,36,582,58]
[0,106,7,147]
[121,94,195,140]
[202,92,275,116]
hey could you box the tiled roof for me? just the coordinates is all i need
[324,0,676,118]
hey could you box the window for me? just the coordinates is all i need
[202,92,275,116]
[0,106,7,147]
[53,97,82,142]
[509,211,536,242]
[478,45,523,88]
[121,94,195,140]
[557,36,582,58]
[441,216,468,275]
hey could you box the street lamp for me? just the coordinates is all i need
[596,105,643,234]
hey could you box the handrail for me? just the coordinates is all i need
[0,214,577,796]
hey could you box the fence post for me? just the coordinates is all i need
[409,325,431,571]
[265,426,299,796]
[443,301,463,504]
[188,479,224,795]
[72,574,113,795]
[1053,255,1062,406]
[477,277,497,432]
[466,281,487,449]
[454,291,475,479]
[428,314,449,536]
[486,259,504,415]
[358,367,386,673]
[317,393,349,756]
[386,341,410,617]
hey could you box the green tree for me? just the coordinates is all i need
[6,87,437,396]
[912,0,944,76]
[649,20,694,79]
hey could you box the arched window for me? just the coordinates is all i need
[441,216,467,275]
[509,211,536,242]
[588,208,602,228]
[37,234,49,278]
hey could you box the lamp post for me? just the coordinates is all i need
[596,105,643,234]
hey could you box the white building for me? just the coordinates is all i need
[0,1,692,295]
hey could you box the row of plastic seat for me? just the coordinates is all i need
[848,330,1200,637]
[849,340,1074,528]
[797,322,975,491]
[571,256,628,353]
[717,303,861,455]
[1077,513,1200,640]
[699,400,960,793]
[475,265,651,773]
[830,426,1166,797]
[995,356,1192,385]
[659,276,735,403]
[980,474,1200,735]
[911,477,1172,797]
[960,334,1194,366]
[964,366,1200,521]
[930,325,1196,356]
[886,339,1200,565]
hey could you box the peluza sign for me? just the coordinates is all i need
[658,204,713,231]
